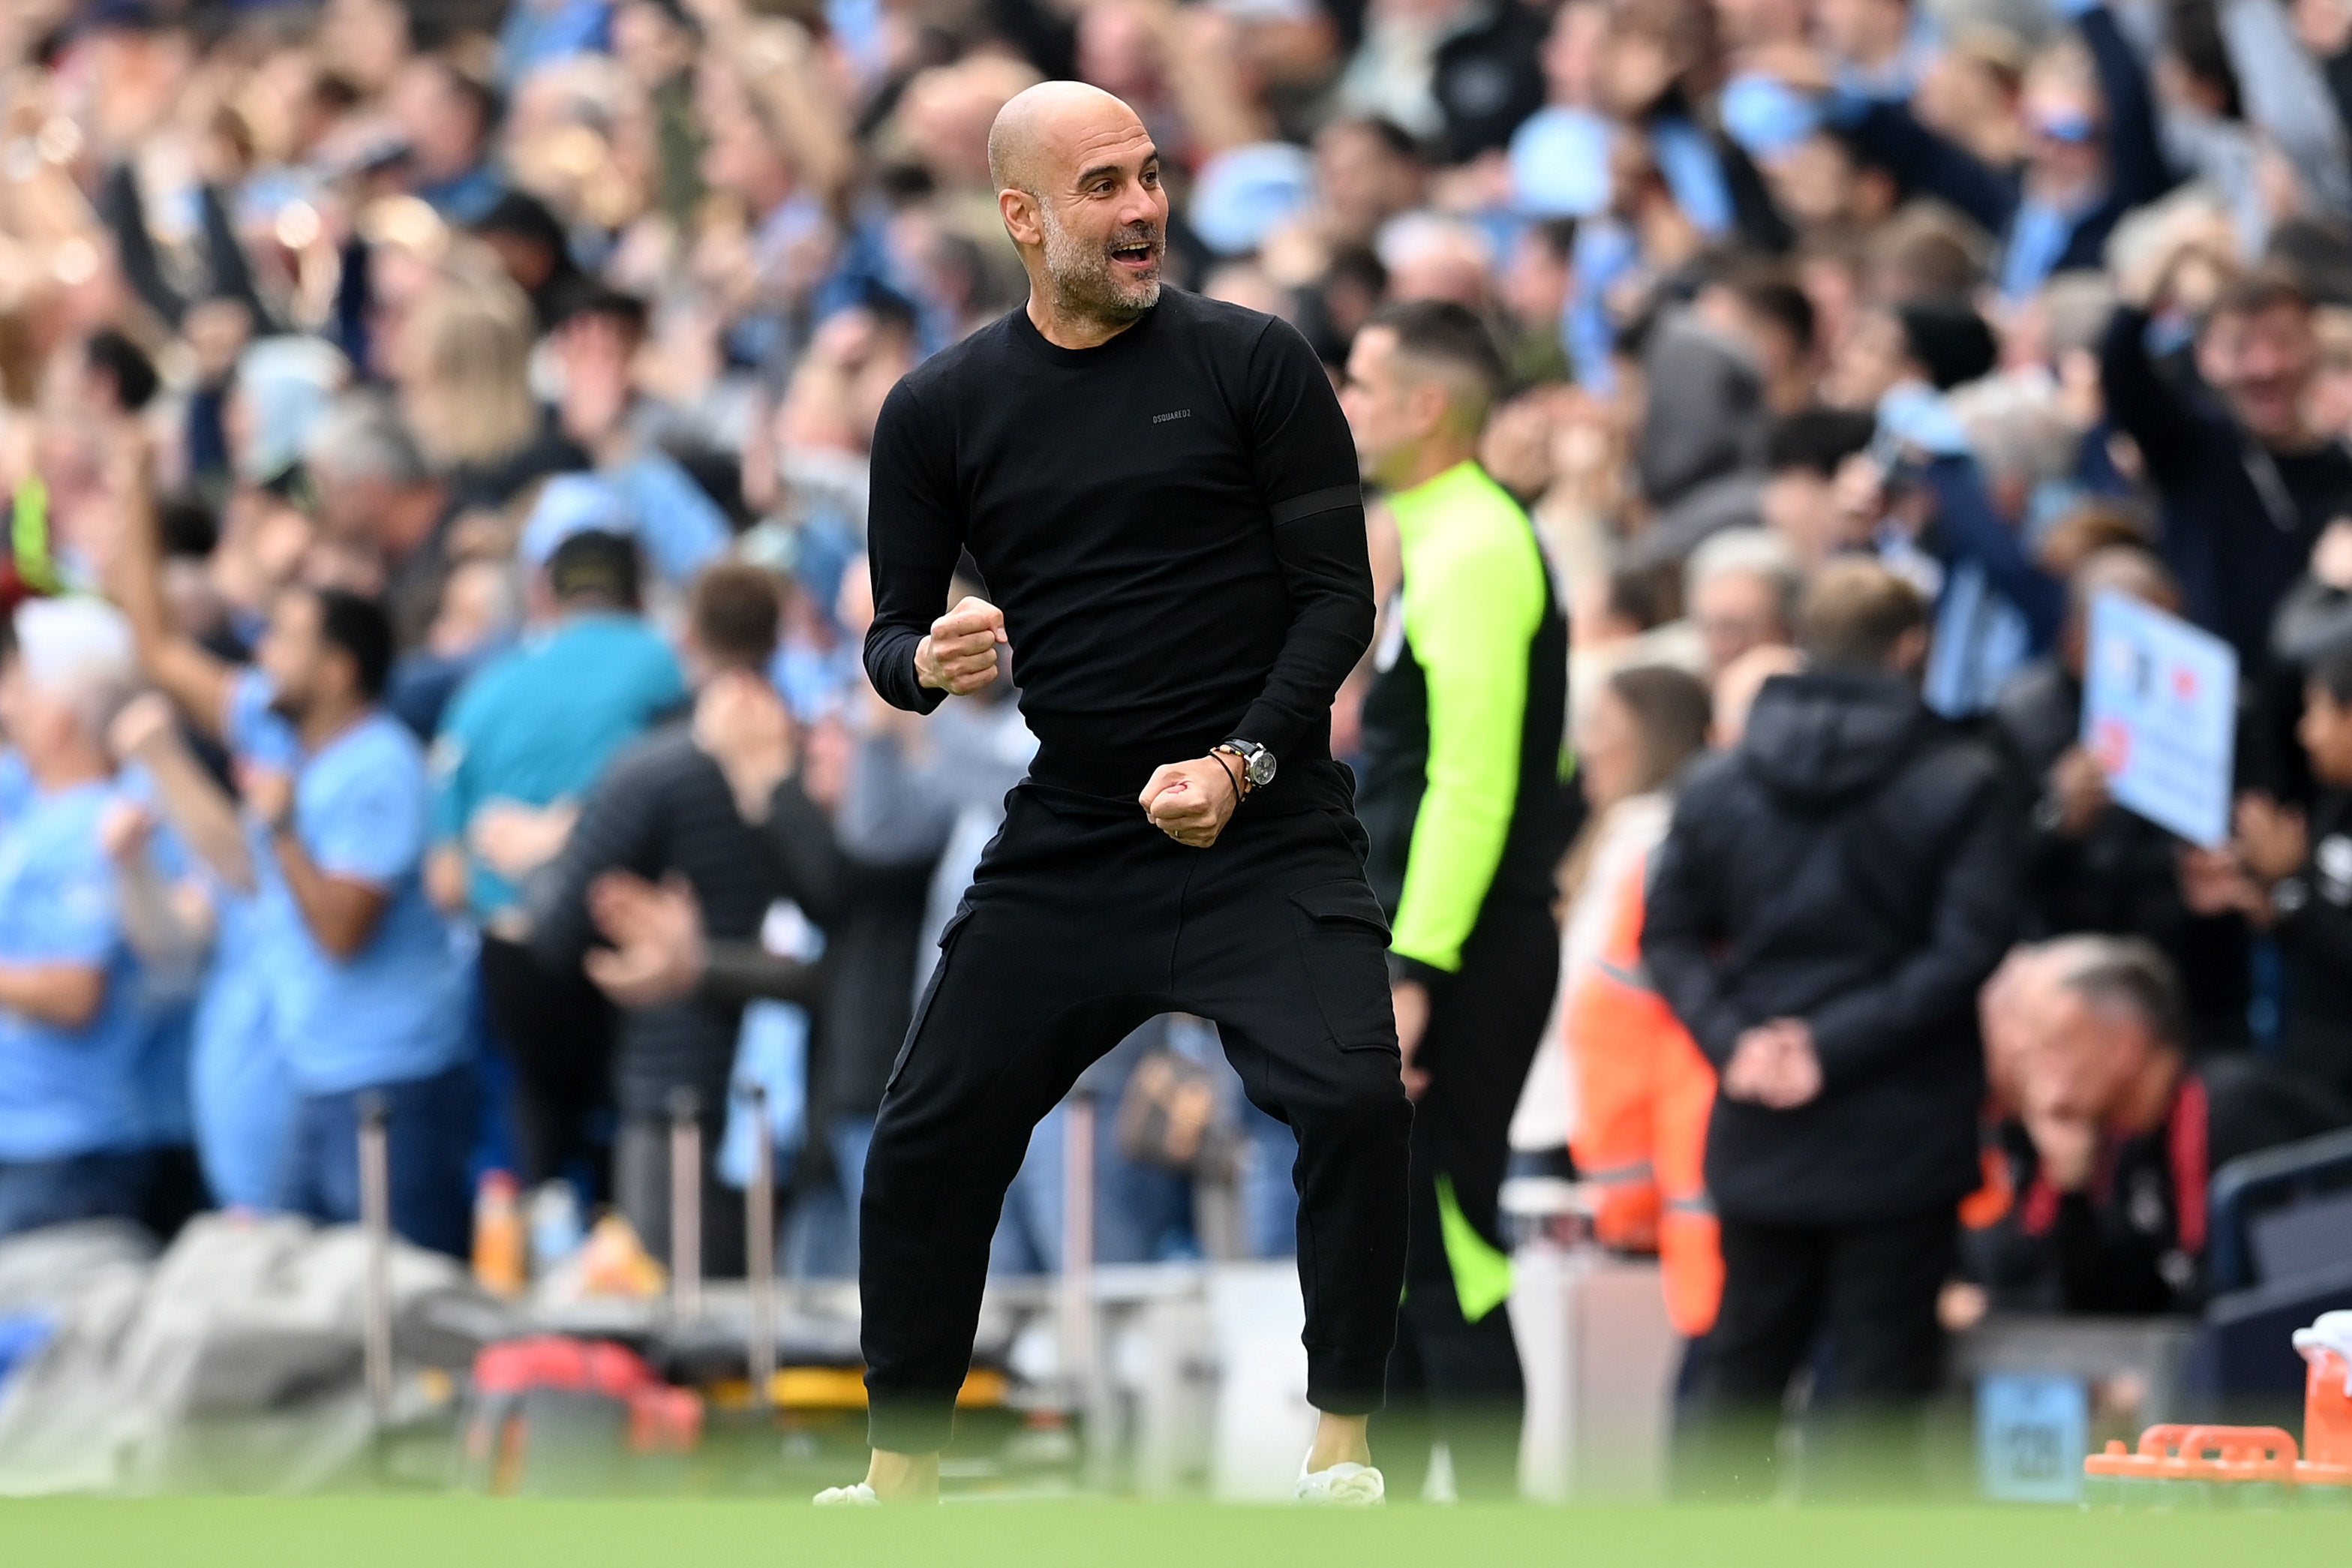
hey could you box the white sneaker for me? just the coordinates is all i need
[1296,1459,1386,1506]
[813,1482,880,1506]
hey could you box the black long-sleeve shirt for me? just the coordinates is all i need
[527,724,844,1117]
[99,164,275,334]
[2098,305,2352,677]
[863,290,1372,813]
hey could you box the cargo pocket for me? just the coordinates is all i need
[883,903,976,1097]
[1287,879,1398,1053]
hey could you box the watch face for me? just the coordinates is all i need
[1247,747,1276,786]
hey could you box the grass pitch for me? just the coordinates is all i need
[0,1497,2343,1568]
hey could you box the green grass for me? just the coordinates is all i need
[0,1497,2344,1568]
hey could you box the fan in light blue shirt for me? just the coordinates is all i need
[0,602,158,1241]
[432,532,686,920]
[226,669,469,1095]
[0,781,148,1165]
[117,563,473,1251]
[0,597,164,1235]
[109,711,299,1213]
[190,881,293,1210]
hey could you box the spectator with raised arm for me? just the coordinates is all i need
[2101,236,2352,686]
[103,692,295,1216]
[1774,0,2174,301]
[110,439,473,1255]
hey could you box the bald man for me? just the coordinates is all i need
[830,83,1407,1505]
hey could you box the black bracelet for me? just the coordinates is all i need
[1209,749,1245,808]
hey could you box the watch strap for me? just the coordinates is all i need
[1211,743,1255,798]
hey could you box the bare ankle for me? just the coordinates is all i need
[1306,1413,1372,1471]
[864,1448,942,1502]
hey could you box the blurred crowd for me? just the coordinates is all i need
[0,0,2349,1388]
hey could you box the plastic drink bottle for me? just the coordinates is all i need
[473,1170,527,1298]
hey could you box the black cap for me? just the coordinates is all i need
[551,282,650,335]
[471,189,568,251]
[75,0,168,35]
[545,528,642,609]
[1896,300,1998,392]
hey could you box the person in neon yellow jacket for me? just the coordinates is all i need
[1341,300,1576,1499]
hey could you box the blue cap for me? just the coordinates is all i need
[520,474,635,567]
[1508,107,1612,218]
[1722,74,1824,160]
[1189,142,1316,257]
[2029,107,2098,146]
[240,336,349,483]
[1875,383,1972,458]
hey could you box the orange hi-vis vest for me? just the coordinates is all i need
[1566,850,1723,1338]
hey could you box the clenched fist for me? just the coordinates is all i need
[1140,755,1242,849]
[916,596,1008,695]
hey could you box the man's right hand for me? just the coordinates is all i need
[584,870,708,1009]
[469,800,581,881]
[2118,218,2225,314]
[2236,792,2310,885]
[2025,1112,2101,1193]
[693,669,797,822]
[916,596,1007,695]
[2047,745,2112,840]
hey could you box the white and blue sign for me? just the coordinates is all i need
[1977,1374,2089,1503]
[2082,591,2239,849]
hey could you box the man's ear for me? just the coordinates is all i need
[1406,379,1452,441]
[999,188,1043,249]
[326,643,365,703]
[1889,623,1931,679]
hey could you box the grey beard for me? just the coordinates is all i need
[1041,210,1160,325]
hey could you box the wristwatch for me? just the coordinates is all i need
[1215,738,1277,795]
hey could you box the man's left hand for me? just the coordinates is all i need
[1392,978,1431,1099]
[1725,1019,1822,1110]
[1140,755,1243,848]
[239,764,296,835]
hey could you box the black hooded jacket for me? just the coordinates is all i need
[1642,671,2026,1224]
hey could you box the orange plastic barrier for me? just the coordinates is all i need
[2083,1424,2352,1503]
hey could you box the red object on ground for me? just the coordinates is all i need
[473,1335,659,1400]
[626,1385,703,1453]
[466,1335,704,1492]
[2302,1342,2352,1476]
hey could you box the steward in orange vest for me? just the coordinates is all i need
[1567,851,1723,1337]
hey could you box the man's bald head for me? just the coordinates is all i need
[2070,545,2180,620]
[987,80,1145,197]
[987,80,1167,335]
[2062,544,2181,677]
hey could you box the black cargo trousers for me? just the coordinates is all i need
[858,776,1413,1454]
